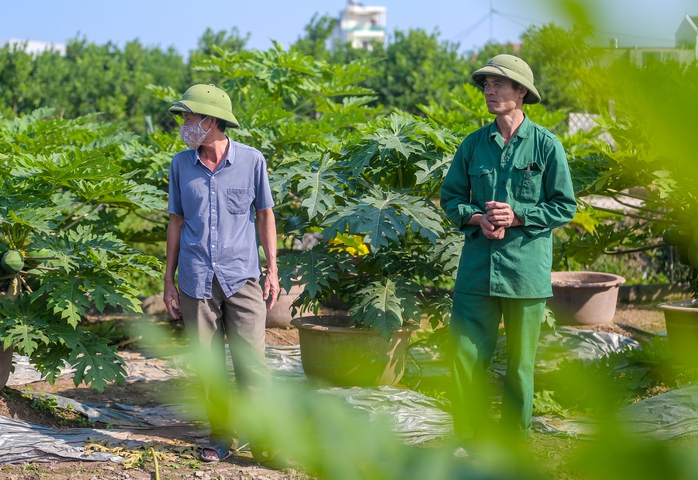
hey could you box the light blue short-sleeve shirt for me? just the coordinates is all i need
[168,138,274,299]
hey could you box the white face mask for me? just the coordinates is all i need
[180,116,211,150]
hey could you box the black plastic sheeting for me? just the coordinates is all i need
[2,326,697,464]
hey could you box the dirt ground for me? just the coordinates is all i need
[0,303,670,479]
[570,302,668,336]
[0,323,309,480]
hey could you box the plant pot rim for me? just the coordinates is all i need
[551,271,626,288]
[290,315,418,334]
[658,299,698,311]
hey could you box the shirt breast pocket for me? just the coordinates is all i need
[513,161,543,202]
[468,163,493,201]
[227,188,254,215]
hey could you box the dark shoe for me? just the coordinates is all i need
[199,440,232,463]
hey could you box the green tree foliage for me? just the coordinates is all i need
[292,21,473,115]
[291,13,338,59]
[192,26,249,56]
[60,38,190,131]
[0,44,55,115]
[362,29,470,114]
[189,27,250,86]
[0,38,189,133]
[192,41,380,167]
[518,24,602,112]
[466,40,519,69]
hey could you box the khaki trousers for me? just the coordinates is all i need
[180,276,270,447]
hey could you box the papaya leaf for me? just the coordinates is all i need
[68,338,126,393]
[414,155,451,187]
[429,232,464,278]
[296,153,340,220]
[392,194,444,244]
[281,247,356,299]
[44,277,90,327]
[349,278,421,341]
[324,188,414,250]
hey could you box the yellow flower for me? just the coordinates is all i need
[328,233,370,256]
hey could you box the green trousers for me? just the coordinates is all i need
[450,292,546,441]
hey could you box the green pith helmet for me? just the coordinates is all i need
[168,84,240,128]
[471,54,541,104]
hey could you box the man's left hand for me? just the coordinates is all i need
[264,270,280,310]
[486,201,522,228]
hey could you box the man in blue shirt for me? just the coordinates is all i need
[163,84,279,463]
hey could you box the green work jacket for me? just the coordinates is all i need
[440,116,577,298]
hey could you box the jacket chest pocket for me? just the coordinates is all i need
[468,163,494,201]
[227,188,254,215]
[513,162,543,202]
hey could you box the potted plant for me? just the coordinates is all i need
[0,110,163,391]
[274,113,462,386]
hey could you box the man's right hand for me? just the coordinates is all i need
[479,214,505,240]
[163,280,181,319]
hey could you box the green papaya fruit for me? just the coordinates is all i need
[663,226,693,246]
[1,250,25,274]
[0,243,8,256]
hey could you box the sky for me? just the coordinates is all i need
[1,0,696,57]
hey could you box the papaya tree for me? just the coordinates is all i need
[0,108,164,391]
[275,113,462,339]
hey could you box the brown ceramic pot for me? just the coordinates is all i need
[290,315,415,386]
[547,271,625,325]
[659,299,698,365]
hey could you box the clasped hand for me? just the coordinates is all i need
[480,201,519,239]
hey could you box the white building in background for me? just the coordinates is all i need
[337,0,387,50]
[6,39,67,56]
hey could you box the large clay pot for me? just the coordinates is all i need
[290,315,416,386]
[0,345,13,390]
[659,299,698,365]
[547,271,625,325]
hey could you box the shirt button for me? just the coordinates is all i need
[212,226,216,230]
[500,181,505,185]
[493,245,498,249]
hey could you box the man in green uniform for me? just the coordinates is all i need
[440,55,577,445]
